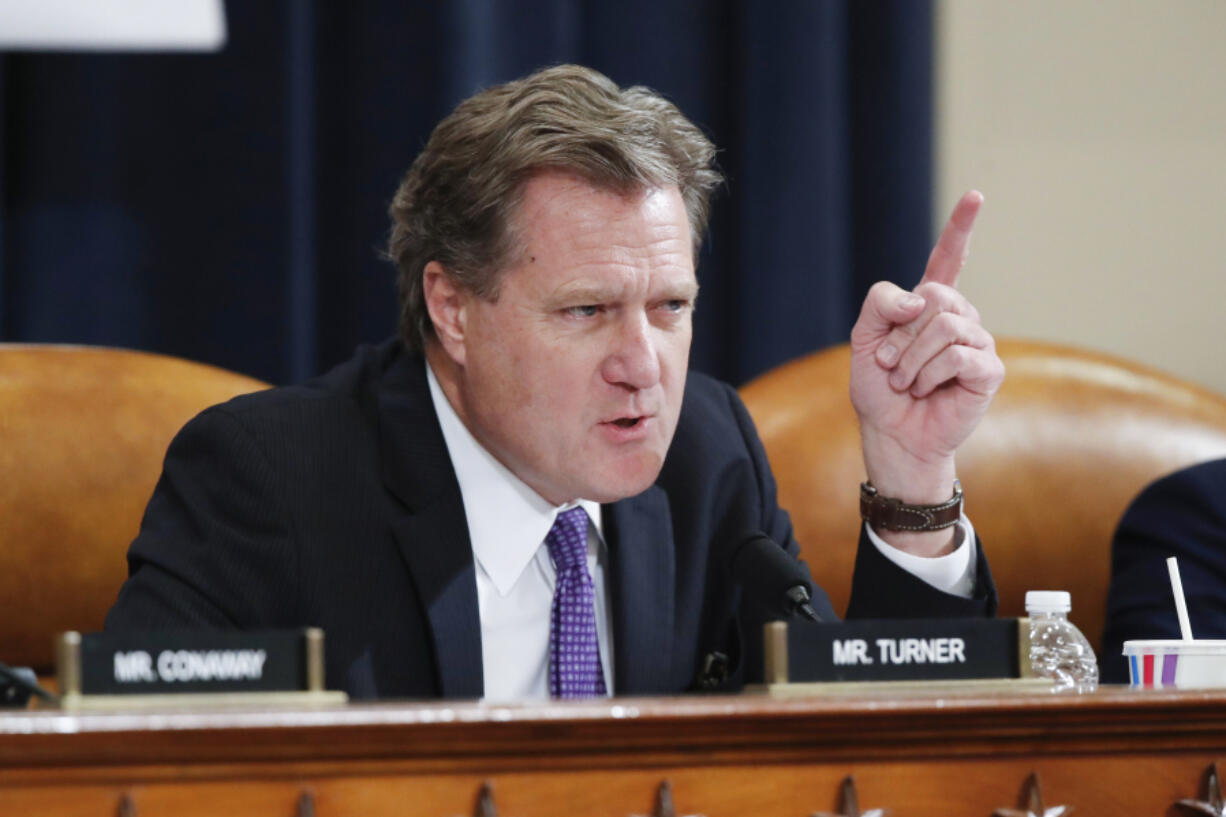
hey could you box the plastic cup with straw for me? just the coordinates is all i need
[1123,556,1226,687]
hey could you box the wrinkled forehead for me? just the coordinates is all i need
[515,176,691,274]
[464,172,694,306]
[507,170,693,247]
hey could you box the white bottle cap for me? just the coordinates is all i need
[1026,590,1071,613]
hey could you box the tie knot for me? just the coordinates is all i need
[546,507,589,571]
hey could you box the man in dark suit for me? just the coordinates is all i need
[1102,459,1226,683]
[107,65,1003,699]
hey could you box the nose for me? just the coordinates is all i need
[601,312,661,390]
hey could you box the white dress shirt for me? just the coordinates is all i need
[869,514,977,598]
[425,361,976,700]
[426,364,613,700]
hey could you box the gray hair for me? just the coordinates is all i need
[387,64,723,351]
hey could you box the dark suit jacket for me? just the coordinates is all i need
[1102,458,1226,683]
[106,339,995,698]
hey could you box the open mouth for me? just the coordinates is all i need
[611,417,643,429]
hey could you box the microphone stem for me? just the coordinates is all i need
[785,586,822,623]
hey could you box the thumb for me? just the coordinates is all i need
[850,281,925,350]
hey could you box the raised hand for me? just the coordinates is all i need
[848,191,1004,554]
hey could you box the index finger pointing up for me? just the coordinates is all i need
[920,190,984,289]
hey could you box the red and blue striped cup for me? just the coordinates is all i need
[1123,640,1226,688]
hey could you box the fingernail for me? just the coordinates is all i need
[902,294,923,310]
[877,343,898,366]
[890,368,908,389]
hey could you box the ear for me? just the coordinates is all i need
[422,261,469,366]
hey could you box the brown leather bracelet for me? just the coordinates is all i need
[859,480,962,532]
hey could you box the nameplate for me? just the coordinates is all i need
[62,630,318,695]
[766,618,1026,683]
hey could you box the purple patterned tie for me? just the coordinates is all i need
[546,507,607,698]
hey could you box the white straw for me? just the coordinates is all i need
[1167,556,1194,641]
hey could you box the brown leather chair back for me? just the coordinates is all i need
[0,345,268,673]
[739,339,1226,647]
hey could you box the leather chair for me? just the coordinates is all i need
[739,338,1226,649]
[0,345,268,675]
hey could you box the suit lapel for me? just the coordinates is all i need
[378,353,484,699]
[605,486,675,694]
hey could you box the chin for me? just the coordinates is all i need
[586,455,665,503]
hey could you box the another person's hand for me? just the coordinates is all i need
[848,191,1004,556]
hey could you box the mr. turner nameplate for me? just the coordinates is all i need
[765,618,1027,683]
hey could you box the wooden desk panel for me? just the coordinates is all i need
[3,686,1224,815]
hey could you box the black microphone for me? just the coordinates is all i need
[730,532,822,623]
[0,660,58,708]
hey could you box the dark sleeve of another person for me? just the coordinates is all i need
[1101,459,1226,683]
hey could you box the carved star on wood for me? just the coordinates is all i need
[993,772,1072,817]
[296,791,315,817]
[473,780,498,817]
[1176,762,1226,816]
[812,775,889,817]
[638,780,706,817]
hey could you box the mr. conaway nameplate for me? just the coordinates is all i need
[55,628,347,708]
[763,618,1030,684]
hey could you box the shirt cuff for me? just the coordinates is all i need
[864,514,977,598]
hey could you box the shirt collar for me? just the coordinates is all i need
[425,360,603,597]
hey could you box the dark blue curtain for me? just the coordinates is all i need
[0,0,932,387]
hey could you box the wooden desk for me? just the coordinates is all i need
[3,685,1224,815]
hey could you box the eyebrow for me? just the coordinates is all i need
[551,278,700,305]
[550,282,623,304]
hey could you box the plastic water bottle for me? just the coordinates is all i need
[1025,591,1099,692]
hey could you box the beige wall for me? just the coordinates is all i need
[937,0,1226,394]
